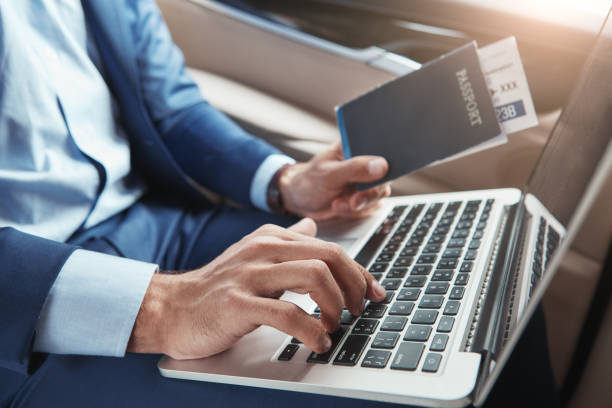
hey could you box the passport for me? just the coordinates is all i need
[337,42,502,189]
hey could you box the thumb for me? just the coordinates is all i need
[288,217,317,237]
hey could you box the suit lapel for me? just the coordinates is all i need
[81,0,141,105]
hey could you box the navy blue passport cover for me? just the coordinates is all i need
[337,42,500,189]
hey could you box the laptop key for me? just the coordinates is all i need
[437,316,455,333]
[389,301,415,316]
[432,270,454,281]
[442,248,462,258]
[391,342,425,371]
[382,279,402,291]
[393,257,414,268]
[340,310,357,325]
[400,246,419,257]
[455,273,469,286]
[426,282,449,294]
[361,349,391,368]
[417,255,436,264]
[369,263,389,273]
[404,276,427,287]
[352,319,379,335]
[291,337,302,344]
[387,268,408,279]
[372,332,399,349]
[428,235,445,244]
[452,230,469,239]
[363,304,387,318]
[412,310,438,325]
[404,325,432,341]
[443,301,461,315]
[465,250,478,260]
[449,286,465,300]
[381,316,407,332]
[333,335,369,366]
[371,273,383,281]
[423,243,442,254]
[397,288,421,301]
[411,265,433,275]
[375,252,394,263]
[382,243,399,253]
[437,259,458,269]
[307,327,347,363]
[422,353,442,373]
[278,344,300,361]
[460,261,473,272]
[447,238,466,248]
[419,295,444,309]
[430,334,449,351]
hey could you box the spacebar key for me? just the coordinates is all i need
[307,327,347,364]
[390,342,425,371]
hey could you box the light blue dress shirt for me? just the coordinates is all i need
[0,1,294,356]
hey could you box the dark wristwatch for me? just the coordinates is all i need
[266,164,294,216]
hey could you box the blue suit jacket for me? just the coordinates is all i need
[0,1,279,403]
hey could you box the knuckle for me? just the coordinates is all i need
[223,289,246,310]
[308,260,330,284]
[247,236,277,253]
[256,223,277,235]
[327,243,344,260]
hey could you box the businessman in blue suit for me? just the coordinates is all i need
[0,1,401,407]
[0,1,560,407]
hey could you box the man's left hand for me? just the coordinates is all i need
[279,141,391,220]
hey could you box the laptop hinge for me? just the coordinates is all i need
[468,198,527,398]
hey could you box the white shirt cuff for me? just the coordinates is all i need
[33,249,157,357]
[249,154,296,212]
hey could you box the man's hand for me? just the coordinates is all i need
[127,218,387,360]
[279,141,391,220]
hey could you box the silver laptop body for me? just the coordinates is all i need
[158,11,612,408]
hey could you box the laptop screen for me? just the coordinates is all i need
[526,12,612,225]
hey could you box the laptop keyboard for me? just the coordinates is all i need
[278,198,495,373]
[529,217,560,296]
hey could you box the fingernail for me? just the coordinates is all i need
[373,280,386,298]
[355,198,367,211]
[323,335,332,351]
[368,158,387,176]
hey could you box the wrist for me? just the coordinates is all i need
[127,273,174,355]
[277,162,305,216]
[267,163,298,216]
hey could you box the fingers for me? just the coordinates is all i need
[287,217,317,237]
[323,155,388,185]
[249,297,332,353]
[260,241,367,315]
[251,260,343,332]
[331,183,392,214]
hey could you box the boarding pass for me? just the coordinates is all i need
[478,37,538,134]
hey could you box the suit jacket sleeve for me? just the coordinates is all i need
[0,227,77,374]
[127,0,282,206]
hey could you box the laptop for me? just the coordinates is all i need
[158,11,612,407]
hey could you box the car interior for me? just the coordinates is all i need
[156,0,612,406]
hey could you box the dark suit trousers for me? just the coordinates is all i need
[8,194,559,408]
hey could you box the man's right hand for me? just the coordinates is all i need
[127,218,387,360]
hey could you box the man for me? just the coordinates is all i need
[0,1,397,406]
